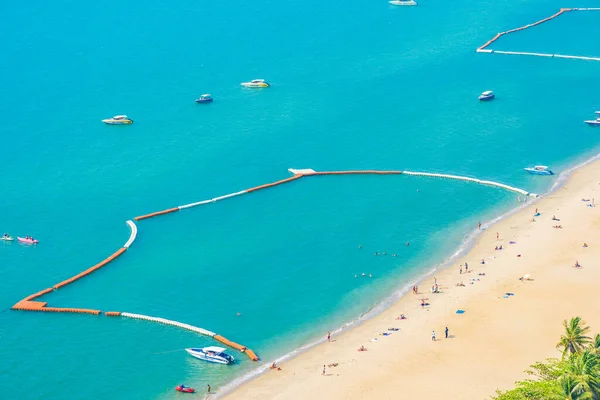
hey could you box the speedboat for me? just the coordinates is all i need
[524,166,553,175]
[479,91,495,101]
[584,118,600,126]
[175,385,195,393]
[241,79,269,88]
[195,94,213,103]
[389,0,417,5]
[595,111,600,116]
[18,237,39,244]
[1,234,13,241]
[185,346,234,365]
[102,115,133,125]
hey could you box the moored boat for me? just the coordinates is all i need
[17,236,39,244]
[102,115,133,125]
[185,346,234,365]
[195,94,213,103]
[479,90,495,101]
[389,0,417,5]
[241,79,269,88]
[524,165,553,175]
[584,118,600,126]
[1,234,14,241]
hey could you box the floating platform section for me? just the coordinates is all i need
[134,207,179,221]
[476,8,600,62]
[12,166,535,368]
[52,247,127,290]
[124,220,137,248]
[246,174,302,193]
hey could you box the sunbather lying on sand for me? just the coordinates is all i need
[358,346,367,352]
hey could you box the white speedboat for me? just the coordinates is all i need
[185,346,234,365]
[595,111,600,116]
[1,234,13,241]
[479,90,495,101]
[389,0,417,5]
[585,118,600,126]
[524,165,553,175]
[241,79,269,88]
[102,115,133,125]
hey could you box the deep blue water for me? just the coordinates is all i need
[1,0,599,398]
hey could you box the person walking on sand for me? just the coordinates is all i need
[478,222,481,230]
[445,326,449,339]
[460,266,463,274]
[432,330,436,341]
[496,232,499,240]
[327,331,331,342]
[322,365,326,375]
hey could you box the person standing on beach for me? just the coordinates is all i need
[327,331,331,342]
[445,326,449,339]
[432,330,436,341]
[460,266,462,274]
[322,365,326,375]
[478,222,481,230]
[465,263,469,273]
[496,232,499,240]
[207,384,211,394]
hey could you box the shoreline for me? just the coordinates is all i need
[221,157,600,399]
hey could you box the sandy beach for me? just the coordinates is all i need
[223,160,600,400]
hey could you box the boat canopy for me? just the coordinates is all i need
[481,91,493,95]
[251,79,265,83]
[201,94,211,97]
[534,166,548,170]
[203,346,226,353]
[113,115,128,119]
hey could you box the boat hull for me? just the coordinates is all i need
[584,120,600,126]
[195,99,213,103]
[389,0,417,5]
[241,83,269,88]
[102,120,133,125]
[524,169,553,175]
[479,95,495,101]
[17,237,38,244]
[1,237,14,241]
[185,349,233,364]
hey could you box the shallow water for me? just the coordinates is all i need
[1,0,600,398]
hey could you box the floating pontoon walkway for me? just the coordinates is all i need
[12,167,535,362]
[477,8,600,61]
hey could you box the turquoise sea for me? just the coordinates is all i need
[1,0,600,398]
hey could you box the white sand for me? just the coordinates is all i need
[223,160,600,400]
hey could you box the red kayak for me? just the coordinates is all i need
[176,385,195,393]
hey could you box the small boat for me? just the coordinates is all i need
[18,237,39,244]
[524,165,553,175]
[584,118,600,126]
[175,385,195,393]
[185,346,235,365]
[241,79,269,88]
[195,94,213,103]
[389,0,417,5]
[479,91,495,101]
[595,111,600,116]
[102,115,133,125]
[1,234,14,241]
